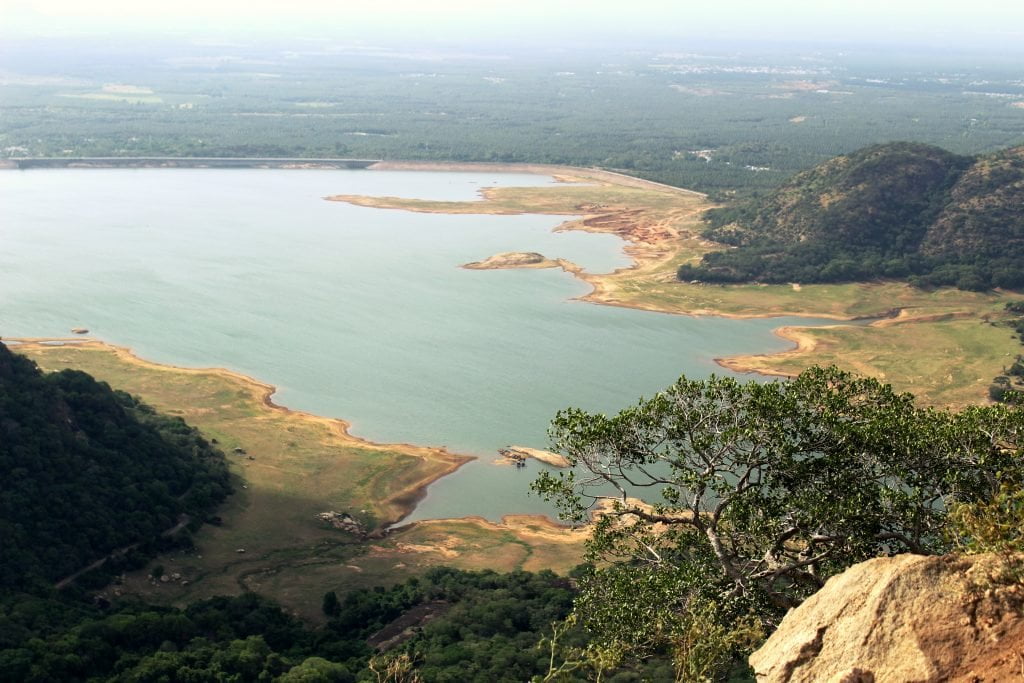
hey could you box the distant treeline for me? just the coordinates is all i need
[3,40,1024,195]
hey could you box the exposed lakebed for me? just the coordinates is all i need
[1,168,826,521]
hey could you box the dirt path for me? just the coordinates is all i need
[55,514,191,590]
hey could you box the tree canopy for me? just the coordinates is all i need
[679,143,1024,290]
[533,367,1024,677]
[0,342,231,593]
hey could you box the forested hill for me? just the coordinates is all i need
[0,342,231,593]
[679,143,1024,290]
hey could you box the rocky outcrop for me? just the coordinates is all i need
[750,553,1024,682]
[499,445,570,468]
[462,251,562,270]
[317,511,367,537]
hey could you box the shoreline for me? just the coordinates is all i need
[2,156,379,170]
[323,167,865,378]
[7,337,472,528]
[2,157,703,198]
[395,514,582,538]
[714,325,826,378]
[9,163,1003,532]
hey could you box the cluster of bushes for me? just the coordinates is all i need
[679,248,1024,292]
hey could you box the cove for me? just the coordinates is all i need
[0,168,826,521]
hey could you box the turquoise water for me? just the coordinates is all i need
[0,169,824,521]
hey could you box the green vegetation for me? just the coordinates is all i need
[678,143,1024,290]
[0,344,592,681]
[0,569,597,682]
[533,367,1024,679]
[4,341,1023,681]
[0,342,230,594]
[988,302,1024,402]
[3,40,1024,195]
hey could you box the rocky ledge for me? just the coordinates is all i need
[750,553,1024,682]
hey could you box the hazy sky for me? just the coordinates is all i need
[4,0,1024,49]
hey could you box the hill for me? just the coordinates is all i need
[679,142,1024,290]
[0,341,231,593]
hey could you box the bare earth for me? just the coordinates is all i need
[498,446,571,468]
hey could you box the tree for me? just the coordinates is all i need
[322,591,340,618]
[532,367,1023,676]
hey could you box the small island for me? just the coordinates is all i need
[498,445,571,468]
[462,251,563,270]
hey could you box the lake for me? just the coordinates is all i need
[0,168,822,521]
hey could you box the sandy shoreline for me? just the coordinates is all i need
[8,337,472,527]
[367,160,707,197]
[715,326,825,378]
[326,164,856,377]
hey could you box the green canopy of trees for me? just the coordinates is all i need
[0,342,231,593]
[679,143,1024,290]
[533,366,1024,678]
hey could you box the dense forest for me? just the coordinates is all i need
[0,342,231,593]
[678,143,1024,289]
[2,39,1024,196]
[0,569,622,682]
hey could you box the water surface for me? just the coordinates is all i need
[0,169,825,521]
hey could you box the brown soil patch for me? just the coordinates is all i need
[499,446,570,468]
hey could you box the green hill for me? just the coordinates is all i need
[0,342,231,593]
[679,142,1024,290]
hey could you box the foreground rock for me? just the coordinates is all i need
[750,553,1024,682]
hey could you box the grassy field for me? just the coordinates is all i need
[15,341,584,621]
[332,167,1024,406]
[719,317,1023,407]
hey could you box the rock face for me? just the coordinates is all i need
[750,553,1024,683]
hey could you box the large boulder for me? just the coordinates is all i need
[749,553,1024,682]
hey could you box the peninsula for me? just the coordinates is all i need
[328,161,1024,407]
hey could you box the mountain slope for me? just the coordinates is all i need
[923,146,1024,263]
[0,342,231,592]
[680,142,1024,290]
